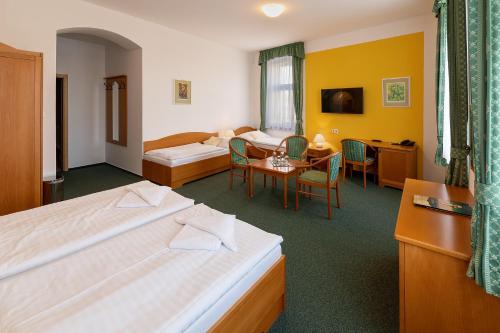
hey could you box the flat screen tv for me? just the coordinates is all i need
[321,88,363,114]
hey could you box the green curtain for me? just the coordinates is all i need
[259,42,305,135]
[445,0,469,186]
[467,0,500,297]
[433,0,449,167]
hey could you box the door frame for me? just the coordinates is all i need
[56,74,69,171]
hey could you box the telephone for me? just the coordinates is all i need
[399,139,415,147]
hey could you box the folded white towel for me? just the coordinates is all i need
[169,225,222,251]
[127,183,171,207]
[175,214,238,251]
[116,192,150,208]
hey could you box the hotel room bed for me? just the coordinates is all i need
[234,126,285,157]
[143,132,230,188]
[0,183,285,333]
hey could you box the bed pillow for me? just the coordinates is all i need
[250,130,271,139]
[237,132,255,141]
[203,136,221,146]
[217,137,230,148]
[218,129,235,138]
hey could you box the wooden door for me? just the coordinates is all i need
[0,43,42,215]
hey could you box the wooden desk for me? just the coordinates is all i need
[395,179,500,333]
[249,157,308,209]
[356,139,417,189]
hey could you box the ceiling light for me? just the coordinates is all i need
[261,3,285,18]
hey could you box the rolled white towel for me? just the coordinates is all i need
[169,225,222,251]
[175,214,237,251]
[127,183,171,207]
[116,192,150,208]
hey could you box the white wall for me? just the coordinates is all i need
[56,37,106,168]
[105,44,142,174]
[250,14,446,183]
[0,0,252,177]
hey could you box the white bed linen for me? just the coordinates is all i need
[143,148,229,167]
[144,143,227,163]
[0,204,283,333]
[185,245,282,333]
[251,136,285,151]
[0,181,194,280]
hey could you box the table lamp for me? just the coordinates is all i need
[313,134,326,148]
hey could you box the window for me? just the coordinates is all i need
[266,56,295,131]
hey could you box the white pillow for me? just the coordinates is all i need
[250,130,271,139]
[237,132,255,141]
[217,137,230,148]
[203,136,221,146]
[218,129,235,138]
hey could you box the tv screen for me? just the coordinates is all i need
[321,88,363,114]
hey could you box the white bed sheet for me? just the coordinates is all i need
[185,245,282,333]
[0,204,283,333]
[143,148,229,167]
[251,137,285,151]
[0,181,194,280]
[144,143,229,167]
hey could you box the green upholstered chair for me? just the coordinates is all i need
[275,135,309,161]
[295,152,342,219]
[229,137,268,196]
[340,139,376,189]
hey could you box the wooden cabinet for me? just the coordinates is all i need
[377,144,416,189]
[0,43,42,215]
[395,179,500,333]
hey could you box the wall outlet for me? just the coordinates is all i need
[332,128,339,134]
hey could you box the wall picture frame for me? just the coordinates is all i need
[174,79,191,104]
[382,77,410,107]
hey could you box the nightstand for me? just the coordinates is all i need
[307,146,332,169]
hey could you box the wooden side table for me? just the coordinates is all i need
[307,146,332,169]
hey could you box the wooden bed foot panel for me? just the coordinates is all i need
[209,255,286,333]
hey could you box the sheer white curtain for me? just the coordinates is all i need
[266,56,295,131]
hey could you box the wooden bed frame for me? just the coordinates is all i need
[209,255,285,333]
[143,132,230,188]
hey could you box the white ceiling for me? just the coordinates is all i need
[84,0,434,51]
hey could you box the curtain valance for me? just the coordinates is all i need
[258,42,305,65]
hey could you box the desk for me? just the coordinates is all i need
[395,179,500,333]
[249,157,308,209]
[355,139,417,189]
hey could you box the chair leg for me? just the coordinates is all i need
[243,170,246,183]
[335,183,341,208]
[342,158,346,179]
[327,187,332,220]
[363,165,367,189]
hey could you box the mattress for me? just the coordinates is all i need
[144,144,229,167]
[0,181,194,280]
[0,204,283,333]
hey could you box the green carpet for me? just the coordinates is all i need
[63,164,401,333]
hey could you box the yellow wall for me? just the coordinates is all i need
[305,32,424,178]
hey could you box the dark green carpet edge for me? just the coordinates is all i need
[63,164,401,333]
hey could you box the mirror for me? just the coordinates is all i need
[112,82,119,141]
[105,75,127,146]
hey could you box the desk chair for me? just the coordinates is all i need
[341,139,376,189]
[229,137,268,196]
[275,135,309,161]
[295,152,342,219]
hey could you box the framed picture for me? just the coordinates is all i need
[382,77,410,107]
[174,79,191,104]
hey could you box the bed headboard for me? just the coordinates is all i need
[143,132,217,152]
[234,126,256,136]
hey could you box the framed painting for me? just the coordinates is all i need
[382,77,410,107]
[174,79,191,104]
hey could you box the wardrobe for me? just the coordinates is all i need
[0,43,43,215]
